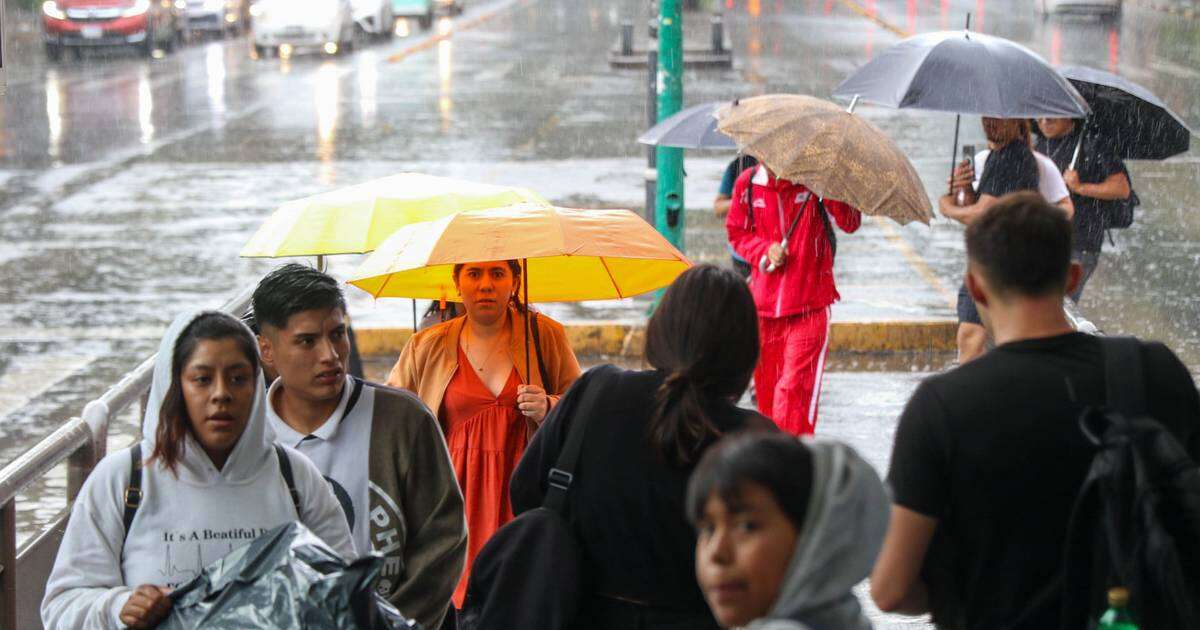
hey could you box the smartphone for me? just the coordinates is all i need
[962,144,976,172]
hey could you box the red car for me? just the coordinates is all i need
[42,0,181,61]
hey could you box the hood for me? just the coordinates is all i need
[749,441,890,630]
[141,310,274,486]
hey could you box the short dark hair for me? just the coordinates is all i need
[965,192,1073,297]
[151,312,260,474]
[252,263,347,331]
[644,264,759,467]
[686,432,813,530]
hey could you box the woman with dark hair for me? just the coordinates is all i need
[387,260,581,609]
[687,433,888,630]
[42,311,353,630]
[510,264,776,629]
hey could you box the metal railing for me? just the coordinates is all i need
[0,283,255,630]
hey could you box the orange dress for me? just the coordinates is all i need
[441,346,528,608]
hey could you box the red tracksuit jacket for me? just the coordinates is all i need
[726,166,862,319]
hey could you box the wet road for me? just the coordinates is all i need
[1,0,1198,625]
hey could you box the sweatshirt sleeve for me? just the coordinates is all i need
[824,198,862,233]
[725,170,773,267]
[41,452,136,630]
[389,407,467,629]
[288,448,356,561]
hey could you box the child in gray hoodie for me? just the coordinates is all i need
[688,433,889,630]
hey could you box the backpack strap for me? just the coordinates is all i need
[542,368,611,513]
[122,443,143,542]
[815,197,837,260]
[274,444,302,516]
[1100,337,1147,417]
[529,312,552,392]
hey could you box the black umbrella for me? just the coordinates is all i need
[833,29,1089,118]
[637,100,738,150]
[833,25,1089,183]
[1058,65,1192,161]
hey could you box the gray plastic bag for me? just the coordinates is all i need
[159,521,419,629]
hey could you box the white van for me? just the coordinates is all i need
[251,0,356,57]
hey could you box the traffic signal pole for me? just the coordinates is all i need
[655,0,684,251]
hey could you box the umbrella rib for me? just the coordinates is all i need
[599,257,624,299]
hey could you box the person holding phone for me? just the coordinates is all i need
[940,117,1073,364]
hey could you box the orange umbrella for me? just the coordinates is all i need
[347,202,691,382]
[346,203,692,302]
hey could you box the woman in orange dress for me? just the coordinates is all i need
[387,259,581,614]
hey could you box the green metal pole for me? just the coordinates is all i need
[655,0,684,251]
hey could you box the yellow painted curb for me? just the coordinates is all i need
[355,319,957,358]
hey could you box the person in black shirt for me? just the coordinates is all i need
[1035,117,1133,303]
[870,192,1200,630]
[940,118,1041,364]
[714,155,759,278]
[510,264,776,630]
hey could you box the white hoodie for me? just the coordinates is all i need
[41,311,355,630]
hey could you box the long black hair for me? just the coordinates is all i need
[645,264,759,467]
[151,312,260,474]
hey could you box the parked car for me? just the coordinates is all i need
[42,0,182,61]
[180,0,249,37]
[351,0,395,39]
[251,0,355,57]
[1035,0,1121,18]
[391,0,433,29]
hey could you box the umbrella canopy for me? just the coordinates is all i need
[240,173,546,258]
[637,101,738,150]
[833,30,1090,118]
[347,203,692,302]
[1057,65,1193,160]
[716,94,933,225]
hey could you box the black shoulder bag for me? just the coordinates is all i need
[459,367,610,630]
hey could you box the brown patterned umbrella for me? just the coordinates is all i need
[716,94,932,225]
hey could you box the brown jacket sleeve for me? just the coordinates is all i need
[386,334,421,392]
[533,315,581,411]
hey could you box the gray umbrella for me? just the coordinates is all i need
[637,101,738,150]
[833,30,1089,118]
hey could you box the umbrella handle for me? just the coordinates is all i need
[1068,135,1083,171]
[766,238,788,273]
[847,95,861,114]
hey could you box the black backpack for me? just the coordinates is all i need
[1059,337,1200,630]
[459,366,610,630]
[122,443,302,541]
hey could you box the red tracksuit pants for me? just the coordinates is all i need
[755,307,831,436]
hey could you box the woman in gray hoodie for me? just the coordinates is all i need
[687,433,889,630]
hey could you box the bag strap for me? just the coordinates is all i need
[542,368,610,513]
[529,312,552,392]
[816,197,837,260]
[1100,337,1147,417]
[122,443,143,542]
[274,444,302,516]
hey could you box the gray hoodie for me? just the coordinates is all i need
[42,311,354,630]
[746,441,890,630]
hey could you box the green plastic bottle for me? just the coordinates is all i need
[1098,587,1139,630]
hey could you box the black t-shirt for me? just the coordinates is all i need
[1035,127,1128,252]
[888,333,1200,630]
[976,141,1039,199]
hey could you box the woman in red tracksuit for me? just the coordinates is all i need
[725,164,862,436]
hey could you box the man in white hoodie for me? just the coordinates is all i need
[688,433,889,630]
[42,311,354,630]
[254,264,467,629]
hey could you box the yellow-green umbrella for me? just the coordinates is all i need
[239,172,546,258]
[347,203,691,302]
